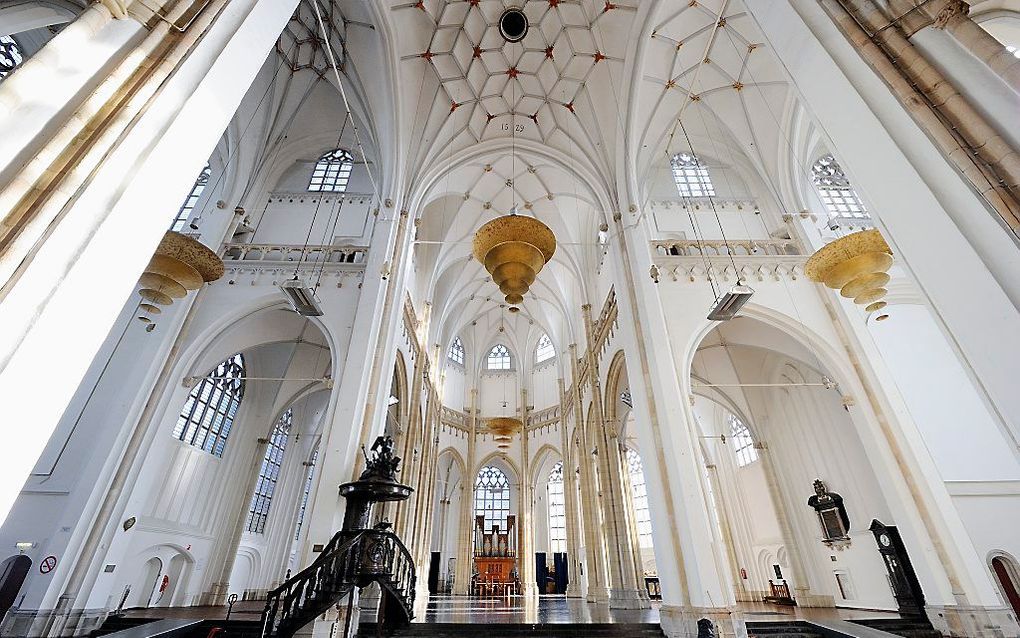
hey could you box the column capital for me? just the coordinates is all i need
[932,0,968,29]
[93,0,129,20]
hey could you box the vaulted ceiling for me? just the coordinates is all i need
[258,0,798,376]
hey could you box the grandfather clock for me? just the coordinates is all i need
[869,520,926,618]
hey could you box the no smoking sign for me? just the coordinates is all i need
[39,555,57,574]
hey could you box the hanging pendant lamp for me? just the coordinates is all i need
[473,214,556,310]
[137,231,225,329]
[805,229,893,320]
[488,416,523,450]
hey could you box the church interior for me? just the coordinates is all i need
[2,1,1020,637]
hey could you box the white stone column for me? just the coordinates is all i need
[518,388,537,597]
[558,378,583,598]
[454,389,477,595]
[747,0,1020,456]
[607,212,739,637]
[0,0,303,526]
[203,436,271,605]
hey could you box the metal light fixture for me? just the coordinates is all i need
[473,214,556,311]
[707,282,754,321]
[137,231,224,329]
[280,279,324,317]
[488,417,523,450]
[805,229,893,319]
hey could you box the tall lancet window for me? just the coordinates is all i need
[448,337,465,365]
[671,153,715,198]
[308,149,354,192]
[0,35,24,80]
[729,413,758,467]
[535,334,555,363]
[811,154,870,221]
[626,448,654,549]
[170,164,211,231]
[247,409,292,534]
[173,353,245,457]
[474,466,511,530]
[486,344,512,370]
[548,462,566,553]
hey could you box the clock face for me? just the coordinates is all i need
[880,533,892,547]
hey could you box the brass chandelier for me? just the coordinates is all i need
[487,416,523,450]
[805,229,893,320]
[472,214,556,311]
[137,231,225,328]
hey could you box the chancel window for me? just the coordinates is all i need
[811,155,870,222]
[535,334,555,364]
[625,449,654,549]
[308,149,354,192]
[294,447,319,541]
[173,353,245,457]
[671,153,715,198]
[474,466,511,530]
[486,344,512,370]
[548,462,566,553]
[449,337,465,365]
[247,410,292,534]
[0,35,24,80]
[730,413,758,467]
[170,164,211,231]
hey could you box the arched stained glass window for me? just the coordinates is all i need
[294,446,319,541]
[626,448,654,549]
[548,462,566,553]
[449,337,465,365]
[173,353,245,457]
[0,36,24,80]
[308,149,354,192]
[474,466,511,530]
[811,154,870,221]
[487,344,512,370]
[170,164,211,231]
[729,413,758,467]
[535,334,554,363]
[247,409,292,534]
[671,153,715,198]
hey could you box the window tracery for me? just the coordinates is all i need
[625,448,654,549]
[172,353,245,457]
[548,462,566,553]
[0,36,24,80]
[449,337,465,365]
[730,413,758,467]
[308,149,354,192]
[474,465,511,530]
[811,154,870,222]
[486,344,512,370]
[247,409,292,534]
[535,334,554,364]
[671,153,715,198]
[171,164,211,231]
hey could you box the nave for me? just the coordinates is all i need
[3,0,1020,637]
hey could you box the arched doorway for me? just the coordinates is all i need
[991,555,1020,618]
[687,316,905,611]
[0,555,32,618]
[139,557,162,607]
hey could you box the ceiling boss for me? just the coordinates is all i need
[472,213,556,314]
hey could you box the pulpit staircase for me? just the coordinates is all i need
[259,527,415,638]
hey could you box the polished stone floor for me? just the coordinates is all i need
[121,595,904,627]
[419,595,661,624]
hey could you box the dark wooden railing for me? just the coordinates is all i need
[260,529,414,638]
[765,579,796,606]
